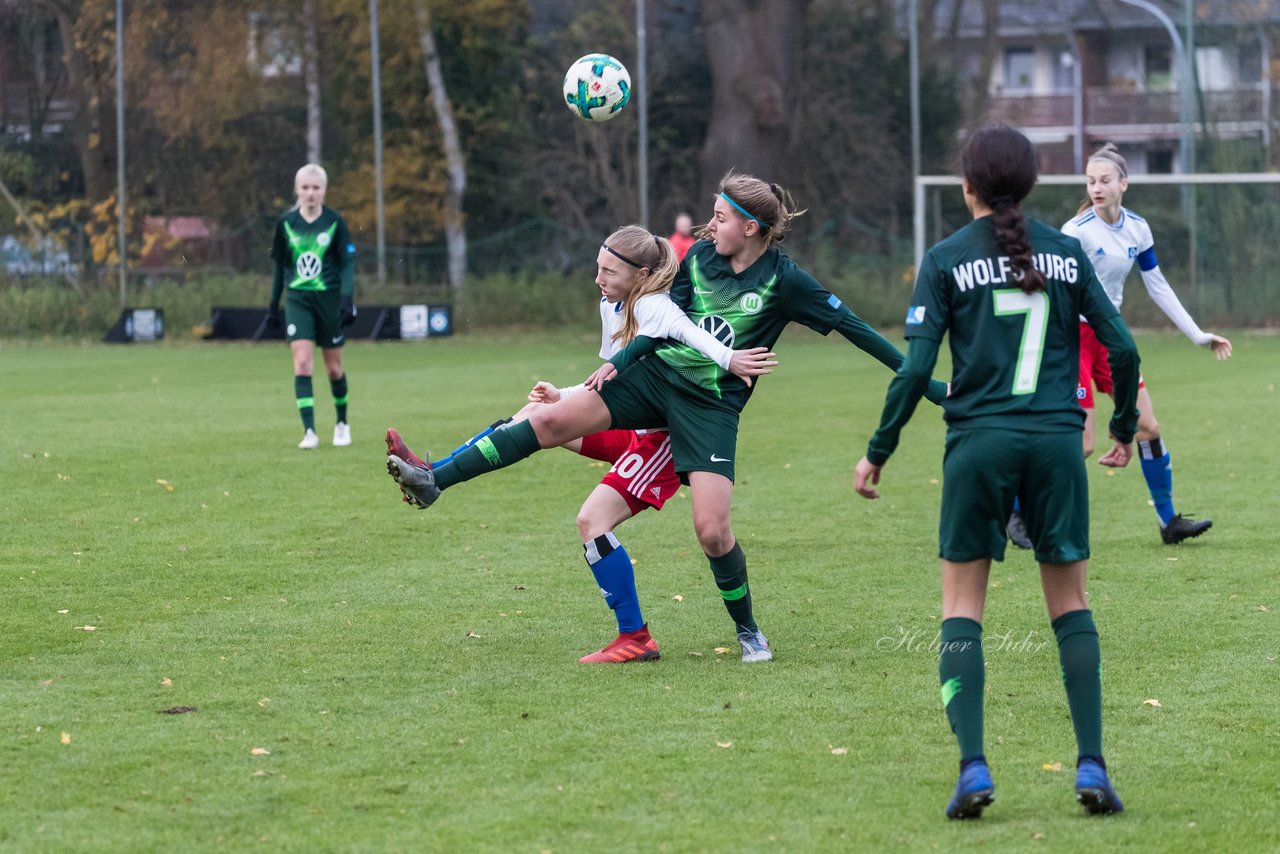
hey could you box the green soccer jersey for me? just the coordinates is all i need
[271,206,355,294]
[654,239,848,410]
[905,216,1121,431]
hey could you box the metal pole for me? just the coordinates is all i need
[636,0,649,229]
[369,0,386,281]
[115,0,127,306]
[1112,0,1192,175]
[909,0,923,272]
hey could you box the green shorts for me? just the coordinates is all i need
[285,290,344,347]
[596,358,740,480]
[939,426,1089,564]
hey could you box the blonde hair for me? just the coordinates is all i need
[1078,142,1127,213]
[295,163,328,188]
[699,171,806,248]
[602,224,681,345]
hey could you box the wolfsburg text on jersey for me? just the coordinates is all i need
[951,254,1078,292]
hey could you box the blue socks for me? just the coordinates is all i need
[584,533,643,632]
[1138,437,1175,525]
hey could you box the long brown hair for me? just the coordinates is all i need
[698,171,806,248]
[961,126,1045,294]
[602,224,681,344]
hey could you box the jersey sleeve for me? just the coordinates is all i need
[335,214,356,297]
[632,294,733,370]
[270,219,286,306]
[903,250,948,341]
[779,264,847,334]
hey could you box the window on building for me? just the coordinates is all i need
[1145,44,1172,91]
[1003,48,1035,91]
[248,11,302,78]
[1148,149,1174,174]
[1052,50,1075,93]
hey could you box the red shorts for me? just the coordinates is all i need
[1077,321,1143,409]
[577,429,679,514]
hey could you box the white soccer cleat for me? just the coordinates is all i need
[298,428,320,450]
[333,422,352,447]
[737,629,773,663]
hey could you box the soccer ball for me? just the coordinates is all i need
[562,54,631,122]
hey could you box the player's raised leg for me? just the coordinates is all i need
[385,390,612,509]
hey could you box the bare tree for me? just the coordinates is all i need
[698,0,812,190]
[412,0,466,291]
[304,0,321,163]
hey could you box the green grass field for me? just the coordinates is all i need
[2,330,1277,852]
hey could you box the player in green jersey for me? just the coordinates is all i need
[853,126,1141,819]
[269,163,357,450]
[387,173,947,664]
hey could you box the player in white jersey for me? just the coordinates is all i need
[1062,143,1231,545]
[388,225,775,662]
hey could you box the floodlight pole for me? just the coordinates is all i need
[1112,1,1194,177]
[636,0,649,229]
[115,0,127,306]
[909,0,923,272]
[369,0,387,282]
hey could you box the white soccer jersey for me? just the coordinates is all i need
[596,293,734,366]
[558,292,734,402]
[1063,207,1212,345]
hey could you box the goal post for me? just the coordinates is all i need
[914,172,1280,326]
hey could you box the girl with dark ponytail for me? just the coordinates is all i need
[854,126,1142,820]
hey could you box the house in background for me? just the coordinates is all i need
[931,0,1280,174]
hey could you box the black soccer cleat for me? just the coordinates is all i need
[1006,510,1033,550]
[1160,514,1212,545]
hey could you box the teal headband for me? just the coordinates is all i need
[720,193,770,230]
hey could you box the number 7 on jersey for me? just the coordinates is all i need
[992,289,1049,395]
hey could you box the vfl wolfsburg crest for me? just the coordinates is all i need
[739,292,763,314]
[316,232,331,248]
[699,315,735,347]
[296,251,323,281]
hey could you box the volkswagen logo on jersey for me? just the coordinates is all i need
[699,315,735,347]
[739,292,763,315]
[296,251,322,281]
[316,232,331,248]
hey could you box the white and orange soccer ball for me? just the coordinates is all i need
[562,54,632,122]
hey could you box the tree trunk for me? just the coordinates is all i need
[305,0,321,163]
[412,0,467,292]
[698,0,811,193]
[49,5,112,204]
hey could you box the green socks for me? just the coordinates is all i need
[432,419,542,490]
[1053,609,1103,759]
[294,375,315,431]
[940,617,985,760]
[330,374,349,423]
[708,541,756,633]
